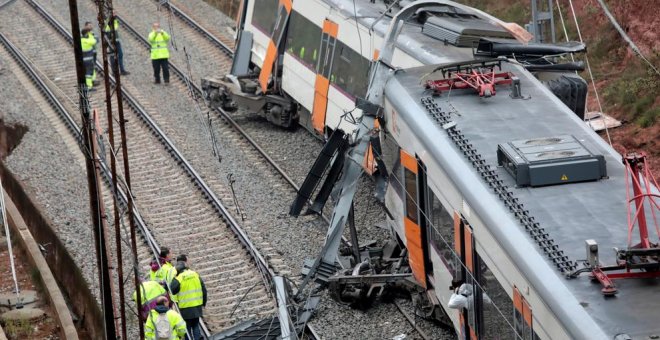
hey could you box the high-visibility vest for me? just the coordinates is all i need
[174,270,203,309]
[144,309,187,340]
[150,262,177,286]
[81,33,96,62]
[132,281,166,307]
[104,19,120,42]
[148,30,170,60]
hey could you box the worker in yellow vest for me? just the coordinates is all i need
[149,247,177,287]
[104,10,130,75]
[171,255,206,340]
[148,22,170,84]
[132,279,168,319]
[83,22,98,85]
[80,27,97,91]
[144,296,187,340]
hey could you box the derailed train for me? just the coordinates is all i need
[202,0,660,339]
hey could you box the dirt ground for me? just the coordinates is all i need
[0,244,60,339]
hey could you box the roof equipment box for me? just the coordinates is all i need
[497,135,607,187]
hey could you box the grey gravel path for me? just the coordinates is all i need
[0,49,97,306]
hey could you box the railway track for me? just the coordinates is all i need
[112,3,434,339]
[3,0,434,337]
[107,1,433,338]
[2,0,284,335]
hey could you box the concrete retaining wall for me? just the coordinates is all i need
[0,163,102,339]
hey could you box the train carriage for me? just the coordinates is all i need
[202,1,660,339]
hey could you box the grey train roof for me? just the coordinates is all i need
[324,0,477,64]
[320,1,659,336]
[384,62,660,338]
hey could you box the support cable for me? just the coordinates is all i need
[0,178,21,307]
[567,0,612,146]
[594,0,659,77]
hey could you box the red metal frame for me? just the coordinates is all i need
[590,152,660,295]
[426,68,514,97]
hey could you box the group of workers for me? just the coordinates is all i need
[133,247,207,340]
[80,11,171,91]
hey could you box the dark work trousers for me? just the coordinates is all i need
[184,317,200,340]
[83,59,94,88]
[109,42,126,74]
[152,58,169,83]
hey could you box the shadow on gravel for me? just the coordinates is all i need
[0,118,28,160]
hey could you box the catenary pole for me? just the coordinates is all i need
[67,0,117,338]
[102,3,145,338]
[95,0,128,338]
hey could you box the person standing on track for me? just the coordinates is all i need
[148,22,170,84]
[83,22,98,85]
[171,255,207,340]
[132,279,168,319]
[104,10,130,76]
[80,27,97,91]
[144,296,187,340]
[150,247,178,288]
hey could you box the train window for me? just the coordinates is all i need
[381,132,403,200]
[404,168,418,224]
[271,5,289,42]
[251,0,279,35]
[476,253,516,339]
[330,42,370,99]
[317,35,336,78]
[427,189,456,277]
[285,11,321,70]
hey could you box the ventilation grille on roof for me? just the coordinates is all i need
[497,135,607,187]
[422,14,513,47]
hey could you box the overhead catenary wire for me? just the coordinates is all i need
[553,0,575,62]
[566,0,612,147]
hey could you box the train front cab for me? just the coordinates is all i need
[386,134,557,339]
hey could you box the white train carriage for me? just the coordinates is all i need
[203,1,660,339]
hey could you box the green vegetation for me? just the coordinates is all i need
[3,319,34,338]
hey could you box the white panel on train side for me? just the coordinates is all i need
[244,1,270,67]
[294,0,330,28]
[472,228,566,340]
[281,53,316,112]
[430,248,460,328]
[326,87,363,133]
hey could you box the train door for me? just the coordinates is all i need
[258,0,292,92]
[311,19,338,133]
[400,150,433,288]
[454,213,477,340]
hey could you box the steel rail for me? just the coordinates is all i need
[159,0,234,56]
[114,10,325,340]
[153,1,313,194]
[24,0,278,337]
[0,29,161,285]
[0,0,17,10]
[159,8,440,339]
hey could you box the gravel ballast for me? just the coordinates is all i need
[3,0,455,338]
[0,48,97,303]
